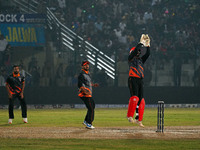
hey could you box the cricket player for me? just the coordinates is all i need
[127,34,150,127]
[78,60,98,129]
[6,65,27,124]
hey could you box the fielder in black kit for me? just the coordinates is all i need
[127,34,150,127]
[6,65,28,124]
[78,60,98,129]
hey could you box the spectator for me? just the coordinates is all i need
[152,0,161,6]
[173,53,182,86]
[0,70,5,86]
[0,34,8,67]
[127,32,135,46]
[118,31,127,44]
[94,19,103,32]
[76,6,82,18]
[56,63,64,79]
[58,0,66,16]
[4,44,11,66]
[28,57,37,73]
[119,20,126,31]
[114,28,122,40]
[41,61,52,86]
[0,34,8,51]
[46,0,200,87]
[143,9,153,24]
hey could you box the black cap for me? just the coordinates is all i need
[82,60,90,66]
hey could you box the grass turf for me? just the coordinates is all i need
[0,108,200,127]
[0,108,200,150]
[0,138,200,150]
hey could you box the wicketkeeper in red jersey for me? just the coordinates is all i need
[6,65,27,124]
[78,60,98,129]
[127,34,150,127]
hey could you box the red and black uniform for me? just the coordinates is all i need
[127,43,150,121]
[6,73,27,119]
[78,69,95,124]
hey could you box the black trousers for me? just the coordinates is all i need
[80,97,95,124]
[128,77,144,99]
[9,94,27,119]
[128,77,144,119]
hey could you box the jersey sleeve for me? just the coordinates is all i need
[78,73,85,88]
[128,43,143,61]
[21,76,25,83]
[141,46,150,63]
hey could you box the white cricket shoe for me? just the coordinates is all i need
[23,118,28,123]
[134,119,144,128]
[86,123,95,129]
[127,117,134,123]
[8,119,12,124]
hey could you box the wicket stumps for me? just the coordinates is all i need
[156,101,164,133]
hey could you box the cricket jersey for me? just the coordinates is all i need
[78,69,92,97]
[6,73,25,95]
[128,43,150,78]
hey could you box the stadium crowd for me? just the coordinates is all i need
[1,0,200,87]
[51,0,200,86]
[50,0,200,63]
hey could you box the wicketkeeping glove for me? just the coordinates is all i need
[140,34,150,47]
[140,34,146,46]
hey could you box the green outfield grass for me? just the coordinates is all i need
[0,108,200,127]
[0,108,200,150]
[0,138,200,150]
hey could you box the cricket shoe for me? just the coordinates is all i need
[8,119,12,124]
[134,119,144,128]
[85,123,95,129]
[127,117,134,123]
[82,121,87,126]
[23,118,28,123]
